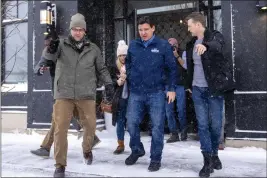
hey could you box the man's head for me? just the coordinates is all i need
[168,38,179,51]
[185,12,206,37]
[137,16,155,41]
[70,13,86,41]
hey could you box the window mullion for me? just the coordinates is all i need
[16,0,19,18]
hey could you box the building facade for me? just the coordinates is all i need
[1,0,266,141]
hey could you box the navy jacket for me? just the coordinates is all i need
[126,36,178,94]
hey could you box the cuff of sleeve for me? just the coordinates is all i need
[203,42,210,50]
[167,85,176,92]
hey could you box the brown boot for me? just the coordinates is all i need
[113,140,125,154]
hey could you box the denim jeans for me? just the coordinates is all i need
[192,86,224,155]
[126,91,165,162]
[116,98,128,141]
[165,85,187,133]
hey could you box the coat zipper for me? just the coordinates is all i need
[74,58,79,99]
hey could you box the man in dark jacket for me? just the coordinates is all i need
[185,12,234,178]
[125,16,178,172]
[43,13,114,177]
[165,38,188,143]
[30,35,101,159]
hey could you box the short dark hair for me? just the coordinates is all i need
[137,16,155,28]
[185,12,206,26]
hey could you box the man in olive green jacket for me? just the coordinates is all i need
[43,13,114,178]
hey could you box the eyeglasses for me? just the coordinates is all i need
[71,28,85,33]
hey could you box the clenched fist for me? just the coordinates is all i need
[195,44,207,56]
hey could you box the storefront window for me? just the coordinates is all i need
[2,0,28,89]
[3,1,28,20]
[214,9,222,32]
[203,0,221,6]
[4,22,28,83]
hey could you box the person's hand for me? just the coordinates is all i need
[120,65,126,74]
[47,39,59,54]
[117,78,125,86]
[167,91,176,104]
[195,44,207,56]
[49,25,58,40]
[39,66,49,75]
[186,89,192,94]
[120,73,127,80]
[47,27,59,54]
[173,48,179,58]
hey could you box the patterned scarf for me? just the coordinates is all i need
[68,35,86,52]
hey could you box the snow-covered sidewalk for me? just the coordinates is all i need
[2,131,266,177]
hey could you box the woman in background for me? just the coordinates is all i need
[112,40,129,154]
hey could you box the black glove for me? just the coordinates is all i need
[47,26,59,54]
[47,39,59,54]
[50,25,58,40]
[105,84,114,103]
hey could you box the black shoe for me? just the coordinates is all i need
[199,152,214,178]
[30,148,50,158]
[92,135,101,148]
[212,155,222,170]
[148,161,161,172]
[180,129,188,141]
[125,143,145,165]
[125,152,144,165]
[166,133,180,143]
[139,142,146,156]
[54,166,65,178]
[84,151,93,165]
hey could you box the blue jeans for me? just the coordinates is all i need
[165,85,187,133]
[116,98,128,141]
[126,91,165,162]
[192,86,224,155]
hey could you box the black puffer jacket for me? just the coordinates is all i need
[185,29,235,96]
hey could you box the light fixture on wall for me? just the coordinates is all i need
[40,1,57,35]
[256,0,267,11]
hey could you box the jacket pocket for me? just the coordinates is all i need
[55,75,61,92]
[213,72,231,92]
[56,76,63,92]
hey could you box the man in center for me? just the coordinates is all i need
[125,16,178,172]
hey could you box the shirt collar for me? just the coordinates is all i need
[142,35,155,47]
